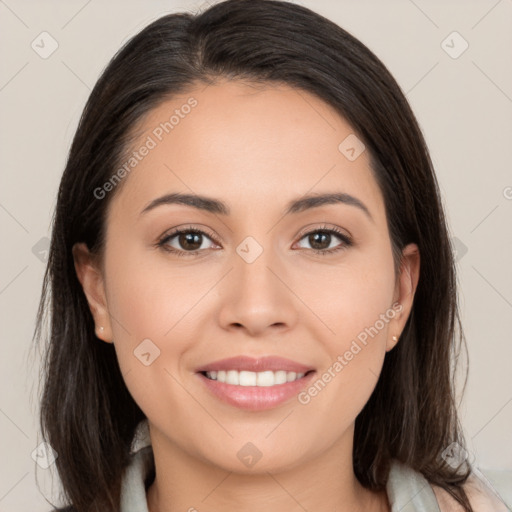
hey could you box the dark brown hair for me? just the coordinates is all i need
[33,0,473,510]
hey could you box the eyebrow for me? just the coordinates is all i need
[140,191,373,221]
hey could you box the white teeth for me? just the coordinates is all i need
[257,371,275,387]
[239,371,256,386]
[274,370,287,384]
[205,369,306,386]
[226,370,239,385]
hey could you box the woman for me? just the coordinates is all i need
[33,1,509,511]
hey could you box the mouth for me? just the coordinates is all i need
[195,356,316,410]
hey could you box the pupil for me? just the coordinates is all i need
[310,232,330,250]
[180,233,201,250]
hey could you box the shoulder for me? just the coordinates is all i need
[431,470,510,512]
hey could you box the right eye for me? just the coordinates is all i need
[157,226,220,257]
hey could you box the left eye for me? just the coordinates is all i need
[295,229,351,253]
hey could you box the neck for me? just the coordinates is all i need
[145,424,390,512]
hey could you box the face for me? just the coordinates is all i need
[74,79,419,474]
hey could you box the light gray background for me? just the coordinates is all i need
[1,0,511,510]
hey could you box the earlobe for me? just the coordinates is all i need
[72,242,113,343]
[385,332,400,353]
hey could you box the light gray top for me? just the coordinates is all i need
[120,420,511,512]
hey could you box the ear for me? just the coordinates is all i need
[72,242,113,343]
[386,243,420,352]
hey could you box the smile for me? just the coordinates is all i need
[204,369,308,386]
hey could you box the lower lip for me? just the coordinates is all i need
[197,372,316,411]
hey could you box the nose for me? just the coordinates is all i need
[217,246,299,337]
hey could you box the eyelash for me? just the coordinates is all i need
[156,224,352,258]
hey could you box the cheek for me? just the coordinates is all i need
[307,236,396,347]
[297,240,395,411]
[104,238,216,343]
[103,260,206,426]
[102,242,225,407]
[298,287,392,431]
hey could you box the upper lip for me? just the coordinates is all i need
[196,356,315,374]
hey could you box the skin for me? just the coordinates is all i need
[73,79,420,512]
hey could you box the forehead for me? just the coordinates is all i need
[109,79,385,224]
